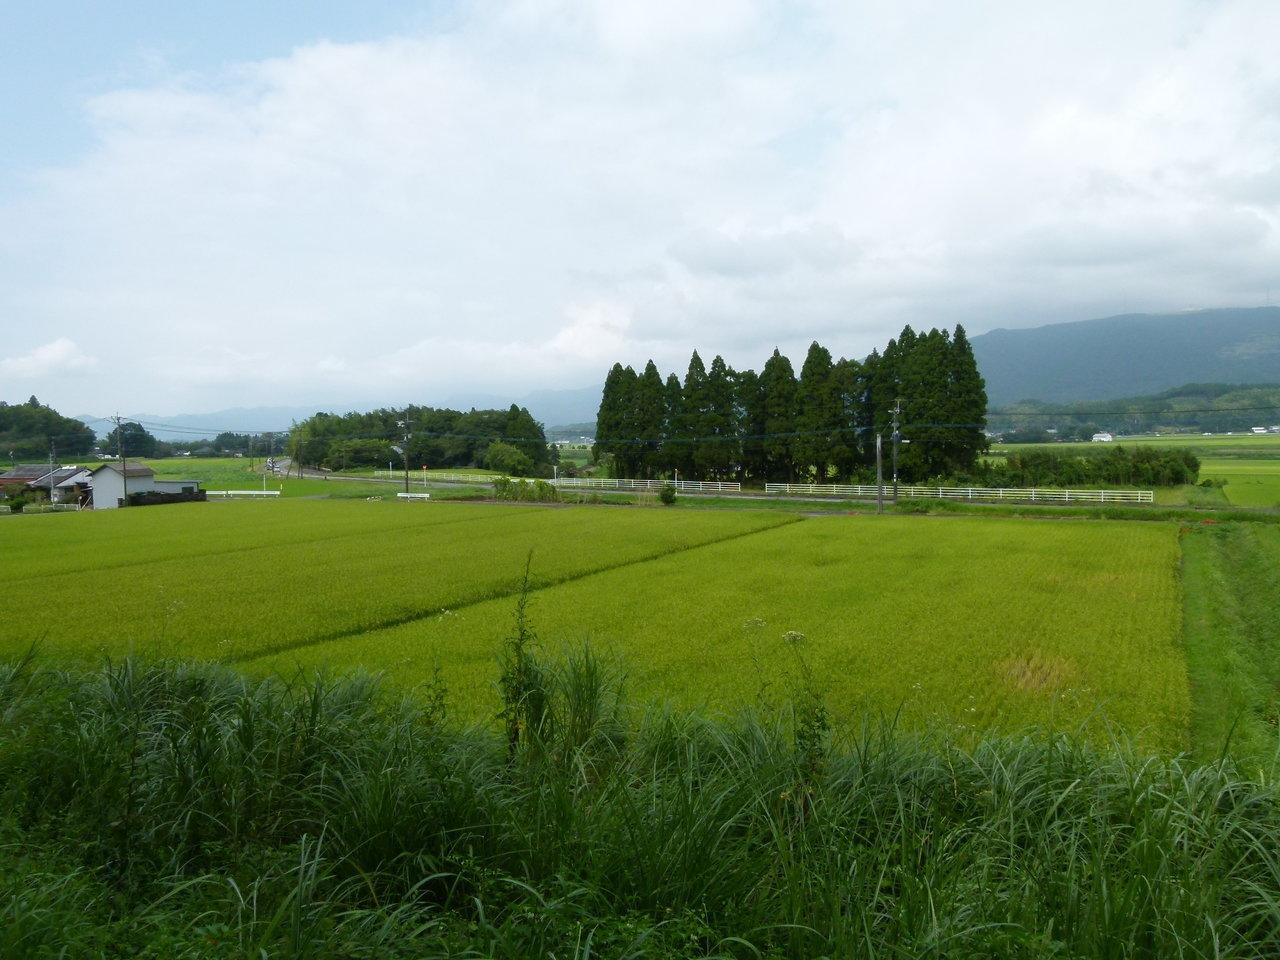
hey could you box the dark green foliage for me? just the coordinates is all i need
[793,342,838,482]
[658,483,677,505]
[980,445,1201,487]
[491,476,560,501]
[0,396,96,458]
[483,440,535,477]
[761,348,799,481]
[634,362,667,478]
[592,327,987,483]
[288,404,550,472]
[98,420,158,459]
[2,653,1280,958]
[697,356,739,480]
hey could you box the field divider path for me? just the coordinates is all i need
[232,515,802,665]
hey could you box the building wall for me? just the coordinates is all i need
[153,480,199,494]
[91,470,156,509]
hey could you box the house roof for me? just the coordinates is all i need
[29,467,85,487]
[88,463,155,479]
[55,470,93,488]
[0,464,50,482]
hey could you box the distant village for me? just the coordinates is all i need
[0,461,203,512]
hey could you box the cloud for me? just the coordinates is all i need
[3,0,1280,413]
[0,338,98,378]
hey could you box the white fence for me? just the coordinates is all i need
[551,477,742,493]
[764,482,1153,504]
[396,492,432,501]
[207,489,282,498]
[374,470,492,485]
[377,471,742,493]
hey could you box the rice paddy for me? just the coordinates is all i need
[0,498,1189,751]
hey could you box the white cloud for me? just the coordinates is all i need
[2,0,1280,413]
[0,338,98,378]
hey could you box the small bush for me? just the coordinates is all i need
[493,476,560,503]
[659,484,677,505]
[894,498,932,514]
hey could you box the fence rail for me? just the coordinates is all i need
[374,470,493,485]
[207,489,282,498]
[763,483,1153,504]
[375,471,742,493]
[551,477,742,493]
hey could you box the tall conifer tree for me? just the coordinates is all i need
[760,348,798,481]
[634,361,667,478]
[794,341,836,482]
[675,351,709,478]
[698,355,739,479]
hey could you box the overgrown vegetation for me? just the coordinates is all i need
[978,445,1201,487]
[1,653,1278,958]
[492,475,561,502]
[1183,523,1280,768]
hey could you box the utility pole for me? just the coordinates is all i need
[397,415,413,494]
[875,432,883,514]
[263,433,273,492]
[48,439,56,505]
[890,398,902,504]
[114,414,128,506]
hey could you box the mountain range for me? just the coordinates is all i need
[75,307,1280,437]
[75,386,605,440]
[970,307,1280,406]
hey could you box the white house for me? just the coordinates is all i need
[87,463,202,509]
[1091,432,1114,442]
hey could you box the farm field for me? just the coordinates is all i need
[139,457,418,498]
[993,433,1280,457]
[0,501,791,664]
[251,514,1185,751]
[1199,457,1280,508]
[1,499,1186,752]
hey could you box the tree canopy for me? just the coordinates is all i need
[287,405,550,473]
[0,396,96,459]
[593,328,988,483]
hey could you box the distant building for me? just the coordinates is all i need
[28,466,88,504]
[86,463,202,509]
[1091,432,1114,442]
[0,464,52,485]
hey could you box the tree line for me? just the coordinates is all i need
[976,447,1200,488]
[286,405,551,474]
[594,326,987,483]
[0,396,96,459]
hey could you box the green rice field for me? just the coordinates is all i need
[0,499,1189,751]
[1200,457,1280,508]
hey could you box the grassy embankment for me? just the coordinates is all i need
[1,656,1277,958]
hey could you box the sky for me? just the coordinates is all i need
[2,0,1279,417]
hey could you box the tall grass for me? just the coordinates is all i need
[2,651,1278,958]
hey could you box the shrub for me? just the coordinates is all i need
[484,441,535,477]
[493,476,560,502]
[658,483,677,505]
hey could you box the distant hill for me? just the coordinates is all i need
[75,386,604,441]
[989,382,1280,437]
[971,307,1280,405]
